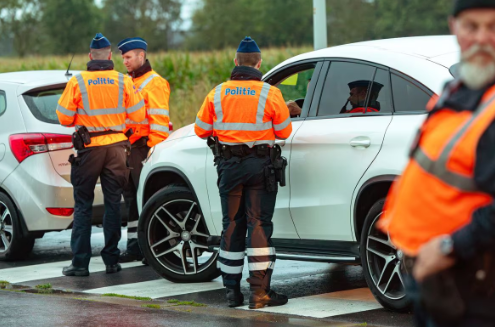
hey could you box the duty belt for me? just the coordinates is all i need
[220,144,270,159]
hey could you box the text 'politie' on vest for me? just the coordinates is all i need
[225,87,256,96]
[88,77,116,86]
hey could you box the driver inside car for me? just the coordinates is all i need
[340,80,383,114]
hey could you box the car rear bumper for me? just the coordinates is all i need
[1,153,106,231]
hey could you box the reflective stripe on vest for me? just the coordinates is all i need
[138,74,158,92]
[75,73,125,118]
[148,108,169,117]
[195,117,213,131]
[413,91,495,192]
[57,104,75,117]
[212,82,273,132]
[126,118,149,125]
[149,124,169,133]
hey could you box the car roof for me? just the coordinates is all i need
[265,35,459,94]
[0,70,78,84]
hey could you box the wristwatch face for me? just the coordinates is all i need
[440,237,454,255]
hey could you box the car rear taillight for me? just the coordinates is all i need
[46,208,74,216]
[169,121,173,132]
[9,133,73,163]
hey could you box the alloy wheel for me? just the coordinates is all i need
[0,201,13,253]
[365,212,406,300]
[146,199,218,275]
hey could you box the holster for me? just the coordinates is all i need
[264,165,277,192]
[71,126,91,151]
[270,144,287,187]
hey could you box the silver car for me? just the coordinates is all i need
[0,70,109,260]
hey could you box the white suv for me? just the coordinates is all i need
[0,71,109,260]
[137,36,459,311]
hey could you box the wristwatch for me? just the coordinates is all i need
[440,235,454,257]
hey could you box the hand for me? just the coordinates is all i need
[413,236,456,282]
[287,100,302,116]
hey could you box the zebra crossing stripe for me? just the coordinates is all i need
[236,288,382,318]
[0,258,142,284]
[83,278,224,299]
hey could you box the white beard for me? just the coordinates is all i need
[459,44,495,90]
[459,61,495,90]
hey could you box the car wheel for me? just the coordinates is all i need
[0,192,35,261]
[360,198,411,312]
[138,185,220,283]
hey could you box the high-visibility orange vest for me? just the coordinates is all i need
[57,69,146,147]
[125,69,170,147]
[194,80,292,146]
[379,85,495,256]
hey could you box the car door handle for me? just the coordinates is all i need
[350,137,371,148]
[275,140,286,147]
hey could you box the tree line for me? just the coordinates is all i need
[0,0,453,57]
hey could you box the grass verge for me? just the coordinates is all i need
[101,293,152,301]
[141,304,161,309]
[167,299,207,307]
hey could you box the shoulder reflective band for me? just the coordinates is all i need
[148,108,169,116]
[138,74,158,92]
[57,104,75,117]
[413,90,495,192]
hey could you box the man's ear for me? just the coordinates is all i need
[255,59,263,70]
[108,52,113,60]
[88,52,93,60]
[234,58,239,66]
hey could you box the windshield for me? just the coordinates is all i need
[23,87,65,124]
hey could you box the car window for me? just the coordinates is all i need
[0,91,6,116]
[391,74,431,113]
[318,62,375,117]
[371,69,393,113]
[23,88,65,124]
[275,66,316,118]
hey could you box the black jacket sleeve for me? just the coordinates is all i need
[452,119,495,260]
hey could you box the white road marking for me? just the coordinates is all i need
[83,277,224,299]
[0,258,142,284]
[237,288,382,318]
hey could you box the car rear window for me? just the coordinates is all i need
[23,87,65,124]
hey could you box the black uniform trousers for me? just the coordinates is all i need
[123,140,150,255]
[70,142,129,268]
[216,154,277,291]
[405,252,495,327]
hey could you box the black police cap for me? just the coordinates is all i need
[348,80,384,93]
[453,0,495,17]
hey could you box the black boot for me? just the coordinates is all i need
[226,289,244,308]
[118,252,143,263]
[106,263,122,274]
[62,265,89,277]
[249,289,288,309]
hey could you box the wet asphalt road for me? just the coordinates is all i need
[0,227,415,327]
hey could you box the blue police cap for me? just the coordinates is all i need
[237,36,260,53]
[90,33,111,49]
[118,37,148,55]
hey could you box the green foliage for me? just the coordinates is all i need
[101,0,182,51]
[186,0,313,50]
[41,0,102,55]
[101,293,152,301]
[35,283,53,294]
[0,280,9,289]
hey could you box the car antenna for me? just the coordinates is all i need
[65,54,75,77]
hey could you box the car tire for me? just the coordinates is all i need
[0,192,35,261]
[360,198,411,312]
[138,184,221,283]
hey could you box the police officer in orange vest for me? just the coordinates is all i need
[117,37,171,264]
[380,1,495,325]
[57,33,146,276]
[195,37,292,309]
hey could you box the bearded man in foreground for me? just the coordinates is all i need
[379,1,495,326]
